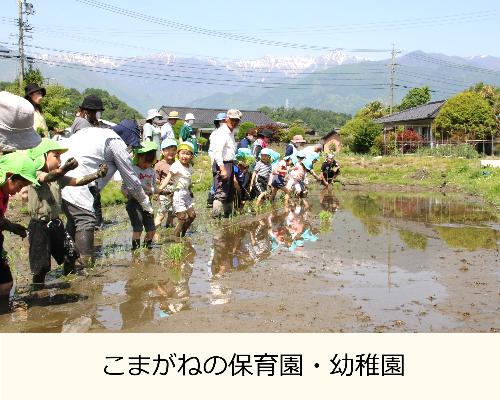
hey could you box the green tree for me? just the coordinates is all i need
[398,86,431,111]
[81,88,140,122]
[42,85,73,130]
[340,116,382,153]
[355,100,389,119]
[434,91,497,140]
[236,121,256,140]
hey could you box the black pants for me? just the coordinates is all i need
[89,184,103,227]
[0,234,12,285]
[213,161,235,203]
[28,218,79,275]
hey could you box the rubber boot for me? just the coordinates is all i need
[31,272,46,291]
[206,191,214,208]
[212,200,223,218]
[131,239,141,251]
[63,258,75,276]
[143,239,153,250]
[74,229,94,274]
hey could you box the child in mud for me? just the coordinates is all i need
[124,141,158,250]
[0,153,40,301]
[158,142,196,238]
[233,150,253,209]
[320,153,340,187]
[249,148,273,205]
[27,139,108,286]
[154,138,177,229]
[269,154,292,206]
[285,151,307,199]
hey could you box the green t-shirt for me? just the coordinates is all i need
[28,175,73,220]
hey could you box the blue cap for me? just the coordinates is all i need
[302,159,313,171]
[112,119,141,148]
[260,148,272,156]
[161,138,178,149]
[236,148,252,157]
[214,112,226,122]
[306,151,320,161]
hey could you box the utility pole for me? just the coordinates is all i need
[17,0,25,93]
[389,43,397,114]
[16,0,34,93]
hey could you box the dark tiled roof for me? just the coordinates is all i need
[375,100,446,124]
[158,106,277,126]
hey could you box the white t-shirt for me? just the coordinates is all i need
[169,160,193,190]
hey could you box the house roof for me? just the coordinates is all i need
[375,100,446,124]
[158,106,277,126]
[322,128,341,141]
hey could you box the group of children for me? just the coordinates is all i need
[0,126,338,296]
[232,147,340,210]
[124,138,197,250]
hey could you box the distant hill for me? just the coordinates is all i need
[1,49,499,115]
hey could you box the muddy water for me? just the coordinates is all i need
[0,189,498,332]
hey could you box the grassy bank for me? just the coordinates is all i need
[328,155,500,206]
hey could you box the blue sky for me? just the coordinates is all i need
[0,0,499,61]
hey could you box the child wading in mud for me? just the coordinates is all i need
[27,139,108,286]
[249,148,273,206]
[158,142,196,238]
[154,138,177,229]
[124,141,158,250]
[0,153,40,301]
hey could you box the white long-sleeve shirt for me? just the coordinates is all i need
[160,122,175,140]
[209,124,236,166]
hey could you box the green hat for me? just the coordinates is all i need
[0,152,39,187]
[27,138,68,170]
[133,141,158,165]
[134,141,159,154]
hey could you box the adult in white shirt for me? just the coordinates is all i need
[207,112,226,207]
[211,109,242,218]
[160,110,179,141]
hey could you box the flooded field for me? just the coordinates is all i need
[0,189,498,332]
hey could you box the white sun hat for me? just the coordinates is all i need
[0,91,42,153]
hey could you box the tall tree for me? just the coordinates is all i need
[398,86,431,111]
[434,91,497,140]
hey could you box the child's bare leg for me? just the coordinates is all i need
[154,212,165,228]
[181,208,196,236]
[174,211,187,237]
[145,230,155,241]
[256,192,266,206]
[166,211,175,227]
[269,188,278,203]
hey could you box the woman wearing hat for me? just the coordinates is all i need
[160,110,179,141]
[70,94,105,135]
[143,108,162,151]
[0,91,42,154]
[252,129,272,160]
[25,83,49,138]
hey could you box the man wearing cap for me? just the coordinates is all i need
[60,125,154,269]
[24,83,48,138]
[160,111,179,141]
[210,109,242,218]
[0,91,42,153]
[70,94,105,135]
[285,134,306,157]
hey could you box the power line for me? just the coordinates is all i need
[406,52,500,76]
[74,0,391,53]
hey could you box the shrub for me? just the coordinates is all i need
[396,129,424,153]
[197,137,208,150]
[416,144,479,159]
[257,124,280,142]
[236,121,257,141]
